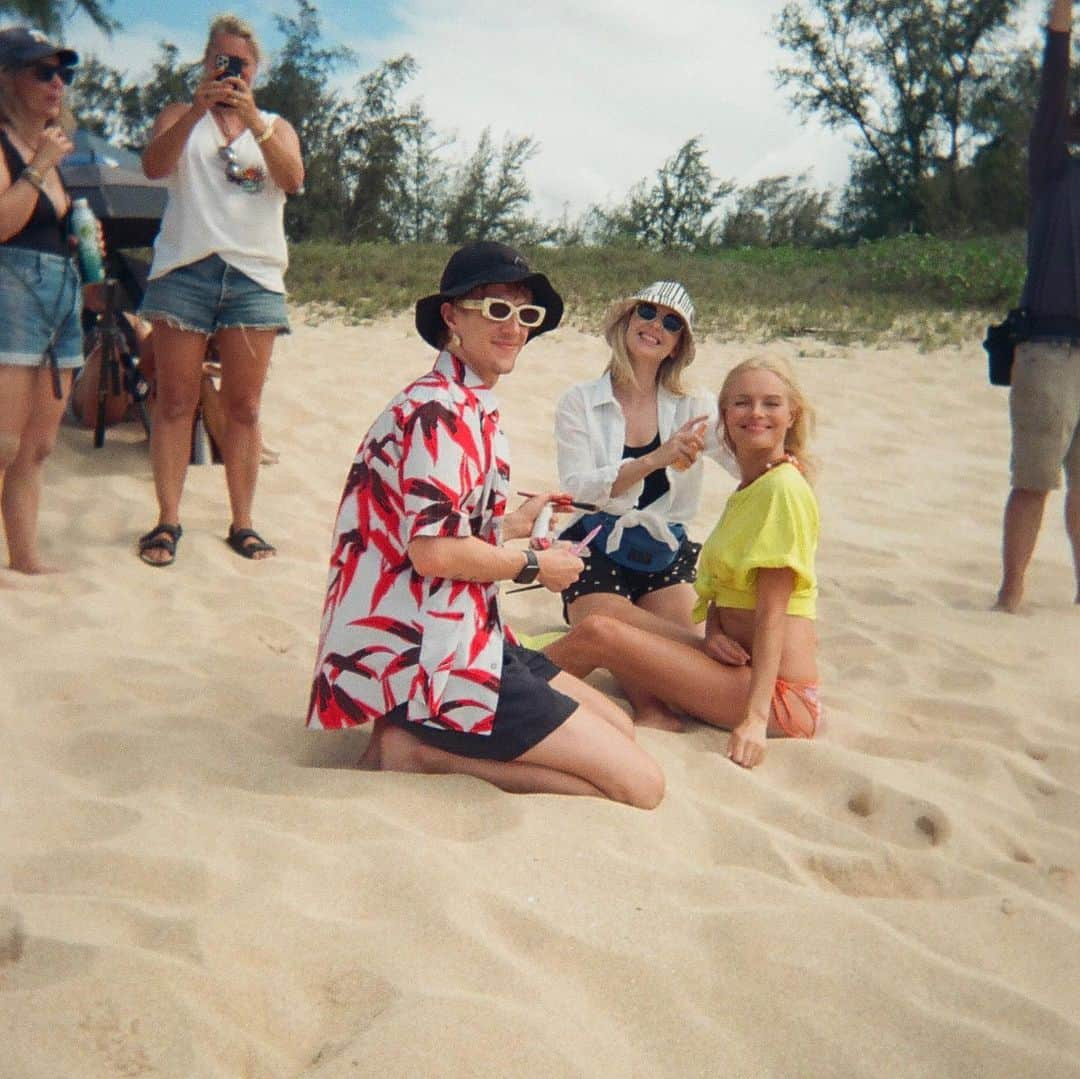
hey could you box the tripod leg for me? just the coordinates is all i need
[93,280,120,449]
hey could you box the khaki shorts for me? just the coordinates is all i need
[1010,340,1080,490]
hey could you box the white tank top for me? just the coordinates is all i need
[149,111,288,293]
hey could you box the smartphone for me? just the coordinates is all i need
[215,54,244,80]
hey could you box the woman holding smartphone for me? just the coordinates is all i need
[137,14,304,567]
[0,27,81,577]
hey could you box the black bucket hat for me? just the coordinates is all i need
[415,242,564,349]
[0,27,78,69]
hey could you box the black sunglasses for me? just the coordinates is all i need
[635,302,684,333]
[31,62,76,85]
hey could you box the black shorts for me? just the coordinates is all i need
[384,644,577,762]
[559,519,700,622]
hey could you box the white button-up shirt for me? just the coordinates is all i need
[554,373,735,551]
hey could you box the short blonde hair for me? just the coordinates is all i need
[718,355,817,479]
[604,305,694,396]
[205,12,261,66]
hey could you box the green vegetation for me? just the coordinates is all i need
[286,233,1026,348]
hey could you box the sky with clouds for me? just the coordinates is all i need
[65,0,1045,223]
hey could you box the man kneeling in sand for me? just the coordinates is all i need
[306,243,663,809]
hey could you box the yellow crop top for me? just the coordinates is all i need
[692,461,819,621]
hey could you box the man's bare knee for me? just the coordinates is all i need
[618,761,665,810]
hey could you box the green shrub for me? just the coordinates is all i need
[285,234,1026,347]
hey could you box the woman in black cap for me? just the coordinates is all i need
[307,242,664,809]
[0,26,80,576]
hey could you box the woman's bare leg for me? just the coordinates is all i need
[0,367,71,574]
[638,581,701,633]
[214,327,276,554]
[567,589,702,644]
[145,322,207,561]
[547,614,758,732]
[566,589,703,729]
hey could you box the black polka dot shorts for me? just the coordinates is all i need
[558,520,701,622]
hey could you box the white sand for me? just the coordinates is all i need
[2,313,1079,1078]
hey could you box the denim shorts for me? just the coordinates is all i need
[140,254,289,336]
[0,245,83,368]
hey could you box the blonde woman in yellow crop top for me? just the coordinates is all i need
[546,355,820,769]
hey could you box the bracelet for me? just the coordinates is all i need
[255,121,276,145]
[20,165,45,191]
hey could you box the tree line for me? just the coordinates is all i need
[3,0,1055,246]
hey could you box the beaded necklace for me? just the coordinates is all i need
[737,453,801,491]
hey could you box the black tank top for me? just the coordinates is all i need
[1,128,71,257]
[623,433,670,510]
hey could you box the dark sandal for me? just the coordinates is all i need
[138,523,182,567]
[226,525,276,560]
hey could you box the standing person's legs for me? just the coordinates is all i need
[143,323,207,563]
[214,326,276,558]
[1067,487,1080,604]
[996,487,1049,612]
[0,366,72,574]
[1065,419,1080,603]
[997,340,1079,610]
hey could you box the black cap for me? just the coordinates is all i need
[414,242,564,348]
[0,27,78,69]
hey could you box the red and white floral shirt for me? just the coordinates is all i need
[307,351,514,736]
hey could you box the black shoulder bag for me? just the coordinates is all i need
[983,308,1030,387]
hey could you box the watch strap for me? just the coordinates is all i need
[512,548,540,585]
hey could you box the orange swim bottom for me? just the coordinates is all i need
[771,679,821,739]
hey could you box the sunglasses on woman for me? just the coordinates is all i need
[457,297,546,328]
[31,62,76,85]
[635,303,684,333]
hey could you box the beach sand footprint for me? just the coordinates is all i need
[804,851,953,899]
[0,907,24,966]
[841,781,952,849]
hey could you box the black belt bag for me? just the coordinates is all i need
[983,308,1031,387]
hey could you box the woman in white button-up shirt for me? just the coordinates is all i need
[554,282,732,678]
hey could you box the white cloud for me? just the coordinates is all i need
[365,0,855,220]
[66,14,204,73]
[65,0,1049,225]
